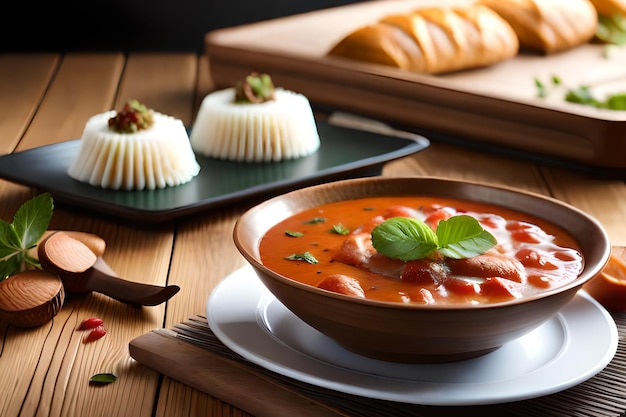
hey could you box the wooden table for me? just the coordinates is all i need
[0,52,625,417]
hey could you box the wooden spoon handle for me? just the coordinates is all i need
[86,258,180,306]
[38,231,180,306]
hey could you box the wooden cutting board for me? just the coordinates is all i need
[129,329,348,417]
[204,0,626,171]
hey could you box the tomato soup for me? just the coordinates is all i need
[259,196,583,305]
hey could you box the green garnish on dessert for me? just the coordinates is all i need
[235,73,276,104]
[108,100,155,133]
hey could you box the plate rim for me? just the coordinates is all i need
[206,264,619,406]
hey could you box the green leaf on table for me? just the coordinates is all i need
[89,373,118,385]
[371,215,496,261]
[0,220,22,280]
[0,193,54,281]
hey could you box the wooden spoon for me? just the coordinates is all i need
[41,230,106,257]
[38,231,180,306]
[0,269,65,328]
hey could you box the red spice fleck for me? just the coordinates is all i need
[83,325,107,344]
[78,317,104,331]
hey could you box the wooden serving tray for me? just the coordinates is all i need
[205,0,626,171]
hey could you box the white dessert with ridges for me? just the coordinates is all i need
[68,103,200,191]
[190,73,320,162]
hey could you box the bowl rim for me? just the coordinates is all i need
[233,176,611,310]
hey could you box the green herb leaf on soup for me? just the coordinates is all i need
[303,217,326,224]
[285,230,304,237]
[371,215,496,261]
[331,224,350,235]
[371,217,439,261]
[435,215,498,259]
[285,252,318,264]
[0,193,54,280]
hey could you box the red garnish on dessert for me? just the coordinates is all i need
[108,100,154,133]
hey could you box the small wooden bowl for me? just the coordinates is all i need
[0,270,65,328]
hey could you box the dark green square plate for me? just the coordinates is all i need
[0,121,429,223]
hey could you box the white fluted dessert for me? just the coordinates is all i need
[190,73,320,162]
[67,101,200,190]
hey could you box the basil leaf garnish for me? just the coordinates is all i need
[371,215,496,261]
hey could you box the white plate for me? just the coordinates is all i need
[206,265,618,406]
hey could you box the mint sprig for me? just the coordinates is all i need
[0,193,54,280]
[371,215,496,261]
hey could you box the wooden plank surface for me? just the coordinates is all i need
[0,54,58,154]
[16,53,125,151]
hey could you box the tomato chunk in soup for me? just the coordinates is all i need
[259,197,583,305]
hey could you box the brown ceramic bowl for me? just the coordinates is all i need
[233,177,610,363]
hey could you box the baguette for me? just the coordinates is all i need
[327,4,519,74]
[588,0,626,16]
[479,0,598,53]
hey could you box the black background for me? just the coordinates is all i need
[3,1,365,53]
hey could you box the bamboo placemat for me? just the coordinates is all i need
[131,312,626,417]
